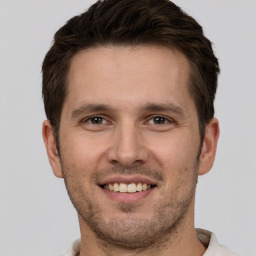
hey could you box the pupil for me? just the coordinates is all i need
[154,116,165,124]
[92,117,102,124]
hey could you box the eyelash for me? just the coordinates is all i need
[147,115,174,125]
[82,116,109,125]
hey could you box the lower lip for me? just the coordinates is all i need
[99,186,156,203]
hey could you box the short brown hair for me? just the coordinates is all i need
[42,0,220,143]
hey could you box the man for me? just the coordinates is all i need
[42,0,240,255]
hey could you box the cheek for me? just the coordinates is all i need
[59,133,109,176]
[147,131,200,170]
[147,131,199,193]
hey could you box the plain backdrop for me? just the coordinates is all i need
[0,0,255,255]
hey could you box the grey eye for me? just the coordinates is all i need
[89,116,105,124]
[149,116,168,124]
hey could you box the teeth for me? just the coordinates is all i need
[120,183,128,192]
[142,184,148,191]
[104,183,152,193]
[109,184,114,191]
[137,183,142,192]
[113,183,119,192]
[128,183,136,193]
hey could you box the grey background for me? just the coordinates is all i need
[0,0,255,255]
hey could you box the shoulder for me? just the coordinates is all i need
[57,239,81,256]
[197,229,240,256]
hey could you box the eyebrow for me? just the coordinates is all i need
[71,102,185,119]
[71,104,112,119]
[140,103,184,117]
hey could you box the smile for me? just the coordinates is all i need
[103,183,152,193]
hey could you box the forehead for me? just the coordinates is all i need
[64,45,194,116]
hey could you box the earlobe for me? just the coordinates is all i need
[198,118,220,176]
[42,120,63,178]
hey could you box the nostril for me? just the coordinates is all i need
[109,159,119,165]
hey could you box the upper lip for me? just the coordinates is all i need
[98,175,158,186]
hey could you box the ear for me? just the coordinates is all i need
[42,120,63,178]
[198,118,220,176]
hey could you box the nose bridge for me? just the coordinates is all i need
[107,120,148,166]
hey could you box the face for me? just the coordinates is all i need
[43,45,218,249]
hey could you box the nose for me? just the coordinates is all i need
[106,123,149,167]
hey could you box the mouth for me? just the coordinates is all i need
[97,176,157,202]
[100,182,155,193]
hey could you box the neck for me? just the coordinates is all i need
[77,203,206,256]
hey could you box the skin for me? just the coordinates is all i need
[43,45,219,256]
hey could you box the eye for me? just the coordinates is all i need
[80,115,110,131]
[86,116,107,125]
[148,116,171,125]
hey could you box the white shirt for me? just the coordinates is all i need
[58,229,240,256]
[196,229,240,256]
